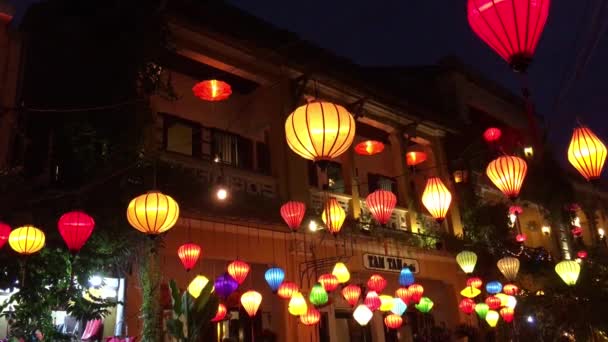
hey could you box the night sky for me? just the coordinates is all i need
[228,1,608,154]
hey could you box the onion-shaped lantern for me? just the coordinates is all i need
[568,126,607,181]
[367,274,387,293]
[57,211,95,253]
[483,127,502,143]
[240,290,262,317]
[0,222,11,250]
[353,305,374,326]
[395,287,411,305]
[456,251,477,274]
[391,298,407,316]
[278,281,299,299]
[408,284,424,304]
[460,287,481,299]
[365,190,397,225]
[214,273,238,299]
[467,0,551,72]
[399,267,415,287]
[318,274,339,292]
[300,307,321,326]
[486,281,503,294]
[187,275,209,299]
[285,101,356,162]
[459,298,476,315]
[503,284,519,296]
[177,243,202,272]
[485,296,502,310]
[497,257,520,281]
[555,260,580,286]
[486,156,528,200]
[332,262,350,284]
[415,297,434,313]
[467,277,483,289]
[264,267,285,293]
[192,79,232,101]
[379,295,395,312]
[309,283,329,307]
[322,198,346,235]
[127,191,179,235]
[421,177,452,223]
[406,151,427,167]
[475,303,490,319]
[9,225,45,255]
[355,140,385,156]
[364,291,381,311]
[485,310,500,328]
[211,303,228,322]
[288,292,308,316]
[384,314,403,330]
[280,201,306,232]
[227,260,250,285]
[342,284,361,307]
[500,307,515,323]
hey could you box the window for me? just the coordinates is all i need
[210,129,253,170]
[163,116,200,157]
[256,141,271,175]
[308,161,345,193]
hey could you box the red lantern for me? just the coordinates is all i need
[177,243,202,272]
[467,0,551,72]
[571,226,583,237]
[57,211,95,253]
[192,80,232,101]
[278,281,299,299]
[408,284,424,304]
[211,303,227,322]
[227,260,250,285]
[0,222,11,250]
[503,284,519,296]
[367,274,387,293]
[395,287,411,305]
[318,274,339,292]
[486,155,528,200]
[355,140,385,156]
[406,151,427,167]
[508,205,523,216]
[459,298,476,315]
[280,201,306,232]
[516,233,527,243]
[467,277,483,289]
[568,126,607,181]
[300,307,321,326]
[483,127,502,143]
[342,284,361,307]
[500,307,515,323]
[384,314,403,330]
[485,296,502,310]
[577,250,588,259]
[364,291,381,311]
[365,190,397,225]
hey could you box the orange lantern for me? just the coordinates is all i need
[278,281,299,299]
[406,151,427,167]
[342,284,361,307]
[421,177,452,223]
[227,260,250,285]
[503,284,519,296]
[384,314,403,330]
[355,140,385,156]
[395,287,411,305]
[467,277,483,289]
[408,284,424,304]
[240,290,262,317]
[365,190,397,225]
[486,155,528,200]
[127,191,180,235]
[321,198,346,236]
[367,274,387,293]
[568,126,607,181]
[211,303,228,322]
[177,243,202,272]
[300,307,321,326]
[9,225,45,255]
[318,274,339,292]
[192,79,232,101]
[500,307,515,323]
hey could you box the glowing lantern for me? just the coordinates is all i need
[495,293,510,307]
[571,226,583,237]
[483,127,502,143]
[342,284,361,307]
[391,298,407,316]
[211,303,227,322]
[365,190,397,225]
[300,307,321,326]
[500,307,515,323]
[214,273,238,299]
[177,243,202,272]
[379,295,395,312]
[309,283,329,307]
[264,267,285,293]
[285,101,356,162]
[353,304,374,326]
[57,211,95,253]
[318,274,339,292]
[127,191,179,235]
[280,201,306,232]
[577,250,588,259]
[486,281,503,294]
[187,275,210,299]
[497,257,520,281]
[8,226,45,255]
[278,281,299,299]
[384,314,403,330]
[506,296,517,309]
[460,287,481,299]
[475,303,490,319]
[459,298,476,315]
[364,291,381,311]
[485,296,502,310]
[485,310,500,328]
[288,292,308,316]
[0,223,11,249]
[509,205,523,216]
[406,151,427,167]
[503,284,519,296]
[408,284,424,303]
[240,290,262,317]
[367,274,387,293]
[486,156,528,200]
[516,233,527,243]
[467,277,483,289]
[421,177,452,223]
[415,297,434,313]
[332,262,350,284]
[555,260,580,286]
[227,260,250,285]
[322,198,346,235]
[568,126,607,181]
[395,287,411,305]
[192,79,232,101]
[399,268,415,286]
[355,140,385,156]
[456,251,477,274]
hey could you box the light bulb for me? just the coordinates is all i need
[309,220,319,232]
[216,187,228,201]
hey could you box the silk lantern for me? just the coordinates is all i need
[406,151,427,167]
[227,260,250,285]
[288,292,308,316]
[486,281,503,294]
[322,198,346,235]
[460,287,481,299]
[483,127,502,143]
[568,126,607,181]
[391,298,407,316]
[456,251,477,274]
[384,314,403,330]
[497,257,520,281]
[408,284,424,303]
[332,262,350,283]
[0,222,10,249]
[9,225,45,255]
[353,304,374,326]
[475,303,490,319]
[467,277,483,289]
[342,284,361,307]
[364,291,381,311]
[192,79,232,101]
[486,156,528,200]
[503,284,519,296]
[367,274,387,293]
[399,268,415,286]
[187,275,209,299]
[309,283,329,307]
[278,281,299,299]
[365,190,397,225]
[318,274,339,292]
[395,287,411,305]
[264,267,285,293]
[485,296,502,310]
[57,211,95,253]
[355,140,384,156]
[415,297,434,313]
[280,201,306,232]
[241,290,262,317]
[177,243,202,272]
[486,310,500,328]
[214,273,238,299]
[127,191,179,235]
[379,295,395,312]
[459,298,476,315]
[211,303,227,322]
[555,260,580,286]
[495,293,510,307]
[421,177,452,223]
[300,307,321,326]
[500,307,515,323]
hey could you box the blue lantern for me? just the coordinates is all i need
[486,281,502,294]
[264,267,285,293]
[215,273,238,299]
[391,297,407,316]
[399,268,415,286]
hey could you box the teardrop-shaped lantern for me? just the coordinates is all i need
[475,303,490,319]
[0,222,10,250]
[342,284,361,307]
[285,101,356,162]
[364,291,381,311]
[486,281,503,294]
[353,304,373,326]
[568,126,607,181]
[497,257,520,281]
[384,314,403,330]
[309,283,329,307]
[332,262,350,284]
[280,201,306,232]
[300,307,321,326]
[192,79,232,101]
[500,307,515,323]
[318,274,339,292]
[555,260,580,286]
[227,260,250,285]
[391,298,407,316]
[187,275,210,299]
[278,281,299,299]
[503,284,519,296]
[399,268,415,287]
[485,310,500,328]
[367,274,387,293]
[288,292,308,316]
[456,251,477,274]
[211,303,228,322]
[415,297,434,313]
[9,225,45,255]
[486,156,528,200]
[214,273,238,299]
[57,211,95,253]
[421,177,452,223]
[459,298,476,315]
[264,267,285,293]
[177,243,202,272]
[365,190,397,225]
[240,290,262,317]
[395,287,411,305]
[127,191,179,235]
[355,140,385,156]
[322,198,346,235]
[408,284,424,304]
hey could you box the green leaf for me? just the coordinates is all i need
[169,279,182,316]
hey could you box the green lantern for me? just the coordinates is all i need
[309,283,329,307]
[415,297,434,313]
[475,303,489,319]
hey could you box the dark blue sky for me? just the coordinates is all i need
[228,1,608,152]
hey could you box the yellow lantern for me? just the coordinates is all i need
[495,293,509,307]
[485,310,500,327]
[127,191,179,235]
[9,225,45,255]
[288,292,308,316]
[568,126,607,181]
[187,275,210,299]
[240,290,263,317]
[322,198,346,235]
[460,287,481,299]
[284,101,356,162]
[421,177,452,223]
[456,251,477,274]
[486,155,528,200]
[497,257,520,281]
[332,262,350,284]
[379,295,394,312]
[555,260,581,286]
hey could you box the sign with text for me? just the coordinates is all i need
[363,253,420,274]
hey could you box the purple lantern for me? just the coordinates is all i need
[215,273,238,299]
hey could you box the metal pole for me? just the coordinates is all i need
[114,277,126,336]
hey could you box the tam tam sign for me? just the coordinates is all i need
[363,253,420,274]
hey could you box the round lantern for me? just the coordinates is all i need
[497,257,520,281]
[288,292,308,316]
[384,314,403,330]
[342,284,361,307]
[475,303,490,319]
[456,251,477,274]
[421,177,452,223]
[9,225,45,255]
[379,295,395,312]
[391,298,407,316]
[568,126,607,181]
[495,293,510,307]
[577,250,588,259]
[278,281,299,299]
[483,127,502,143]
[486,281,503,294]
[332,262,350,284]
[192,79,232,101]
[365,190,397,225]
[364,291,381,311]
[467,0,551,72]
[415,297,434,313]
[459,298,476,315]
[500,307,515,323]
[318,274,339,292]
[240,290,262,317]
[300,307,321,326]
[467,277,483,289]
[406,151,427,167]
[571,226,583,237]
[460,287,481,299]
[408,284,424,304]
[227,260,250,285]
[264,267,285,293]
[555,260,580,286]
[309,283,329,307]
[127,191,179,235]
[187,275,209,299]
[214,273,238,299]
[395,287,411,305]
[355,140,385,156]
[211,303,228,322]
[485,310,500,328]
[177,243,202,272]
[0,222,11,250]
[322,198,346,235]
[367,274,387,293]
[486,156,528,200]
[57,211,95,253]
[503,284,519,296]
[485,296,502,310]
[399,268,415,287]
[353,304,374,326]
[285,101,356,162]
[280,201,306,232]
